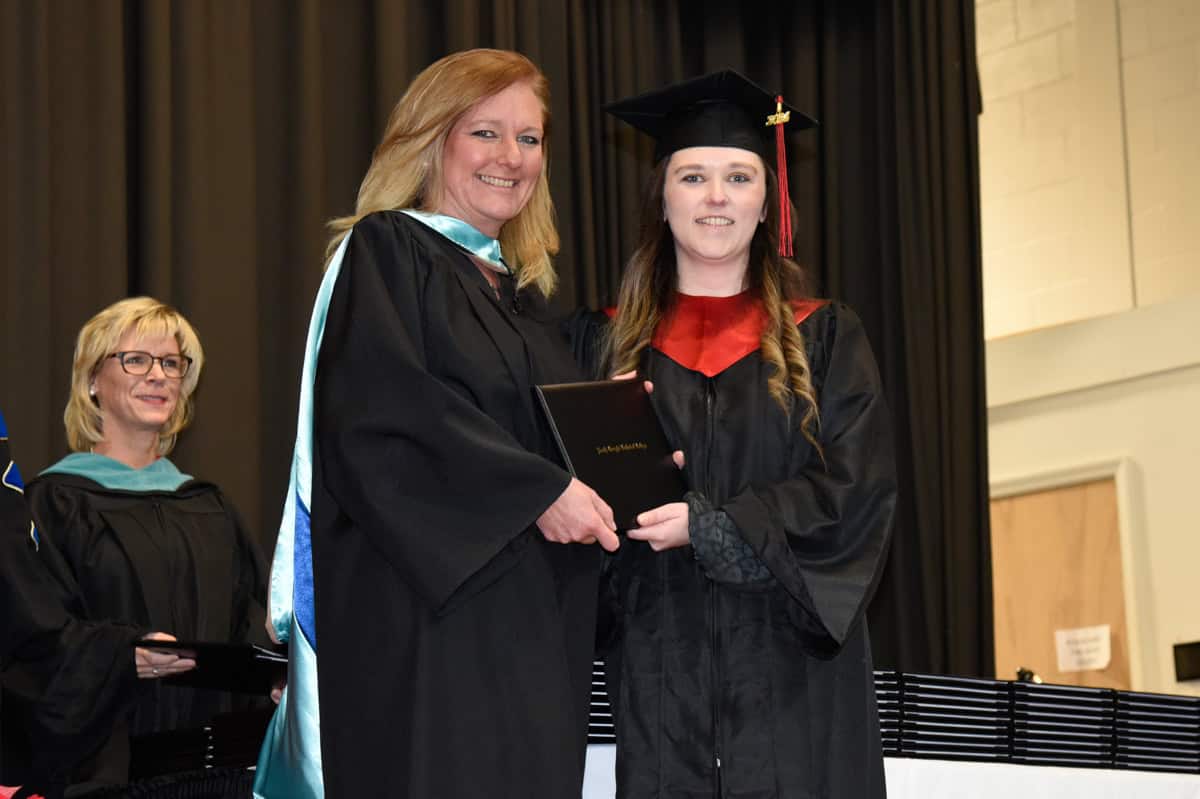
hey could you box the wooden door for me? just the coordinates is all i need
[990,478,1131,689]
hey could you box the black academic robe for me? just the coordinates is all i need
[309,211,600,797]
[0,450,138,799]
[15,473,266,788]
[596,302,897,798]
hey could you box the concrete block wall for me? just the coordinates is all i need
[1119,0,1200,306]
[977,0,1200,339]
[976,0,1133,339]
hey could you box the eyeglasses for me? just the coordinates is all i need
[107,351,193,378]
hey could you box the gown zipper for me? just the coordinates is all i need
[705,378,723,797]
[150,499,179,631]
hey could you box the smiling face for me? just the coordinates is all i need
[90,329,183,445]
[436,81,545,238]
[663,146,767,294]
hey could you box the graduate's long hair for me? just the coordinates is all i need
[325,49,559,297]
[604,159,822,449]
[65,297,205,457]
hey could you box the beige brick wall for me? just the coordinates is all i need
[1119,0,1200,306]
[977,0,1200,339]
[977,0,1134,339]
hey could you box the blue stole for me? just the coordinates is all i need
[253,211,506,799]
[0,411,38,550]
[0,411,24,494]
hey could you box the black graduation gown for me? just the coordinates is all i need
[599,302,896,798]
[15,472,267,787]
[0,446,138,798]
[309,211,600,798]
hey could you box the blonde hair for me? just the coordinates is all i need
[605,160,823,453]
[65,297,204,456]
[327,49,560,297]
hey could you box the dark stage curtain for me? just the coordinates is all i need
[0,0,991,677]
[815,0,994,678]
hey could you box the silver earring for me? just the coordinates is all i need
[89,385,96,397]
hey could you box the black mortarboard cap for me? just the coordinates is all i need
[605,70,818,257]
[604,70,817,163]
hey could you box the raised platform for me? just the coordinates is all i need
[583,665,1200,793]
[580,749,1200,799]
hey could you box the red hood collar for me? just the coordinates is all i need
[650,291,827,376]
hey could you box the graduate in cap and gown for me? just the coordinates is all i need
[588,71,898,798]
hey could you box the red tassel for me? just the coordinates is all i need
[773,95,792,258]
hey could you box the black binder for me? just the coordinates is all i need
[534,379,686,530]
[136,639,287,695]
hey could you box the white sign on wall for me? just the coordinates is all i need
[1055,624,1112,672]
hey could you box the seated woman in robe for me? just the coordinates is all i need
[587,72,899,798]
[254,48,619,799]
[14,297,266,792]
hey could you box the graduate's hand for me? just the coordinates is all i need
[611,371,655,397]
[135,632,196,679]
[627,502,689,551]
[613,373,687,469]
[271,679,286,705]
[538,478,620,552]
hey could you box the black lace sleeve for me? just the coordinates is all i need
[687,491,775,585]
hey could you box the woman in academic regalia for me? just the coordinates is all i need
[12,297,266,793]
[254,49,616,799]
[595,72,899,798]
[1,409,189,799]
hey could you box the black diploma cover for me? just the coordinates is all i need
[136,639,287,695]
[535,379,685,530]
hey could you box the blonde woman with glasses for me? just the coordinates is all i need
[15,297,267,792]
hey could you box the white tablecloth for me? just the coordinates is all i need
[583,745,1200,798]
